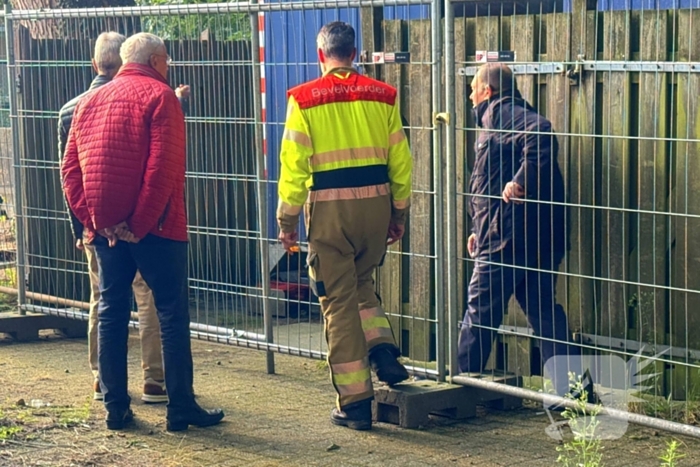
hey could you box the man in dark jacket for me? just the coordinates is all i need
[61,32,223,432]
[459,63,582,398]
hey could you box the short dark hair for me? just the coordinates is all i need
[476,63,516,95]
[317,21,356,60]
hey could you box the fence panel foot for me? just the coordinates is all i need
[0,312,87,342]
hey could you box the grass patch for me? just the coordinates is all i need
[0,267,16,287]
[0,426,21,440]
[629,394,700,426]
[0,399,92,439]
[0,292,15,313]
[56,401,90,427]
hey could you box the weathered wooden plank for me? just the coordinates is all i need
[599,10,631,341]
[454,16,472,340]
[463,18,478,311]
[475,15,500,52]
[567,4,598,338]
[672,10,700,379]
[359,7,382,80]
[406,19,434,362]
[632,12,669,352]
[546,13,571,322]
[377,20,406,346]
[510,14,536,104]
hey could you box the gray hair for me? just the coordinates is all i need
[476,63,516,95]
[94,32,126,74]
[316,21,355,60]
[120,32,166,65]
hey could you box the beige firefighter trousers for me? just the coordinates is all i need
[306,193,400,410]
[84,243,164,383]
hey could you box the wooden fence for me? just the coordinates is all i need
[363,6,700,398]
[14,25,259,307]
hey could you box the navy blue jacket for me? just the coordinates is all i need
[468,91,566,263]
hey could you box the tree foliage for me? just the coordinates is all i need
[136,0,251,41]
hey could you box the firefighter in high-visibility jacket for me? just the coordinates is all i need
[277,21,413,431]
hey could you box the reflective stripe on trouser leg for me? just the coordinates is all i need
[330,357,372,399]
[314,263,374,410]
[359,307,395,348]
[354,214,400,354]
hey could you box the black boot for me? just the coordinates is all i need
[331,400,372,431]
[549,370,599,412]
[166,403,225,432]
[369,347,409,386]
[106,407,134,430]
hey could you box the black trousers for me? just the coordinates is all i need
[458,244,580,396]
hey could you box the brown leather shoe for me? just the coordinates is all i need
[142,381,168,404]
[93,379,103,401]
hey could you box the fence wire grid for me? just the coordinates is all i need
[0,0,699,436]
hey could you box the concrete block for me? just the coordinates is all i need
[372,380,477,429]
[0,312,87,342]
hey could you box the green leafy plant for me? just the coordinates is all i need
[659,439,685,467]
[555,373,605,467]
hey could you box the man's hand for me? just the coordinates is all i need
[75,239,84,251]
[175,84,191,99]
[502,181,525,204]
[467,233,477,258]
[114,223,140,244]
[98,222,140,247]
[279,230,299,253]
[387,222,405,246]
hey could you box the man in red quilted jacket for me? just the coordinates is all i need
[61,32,224,432]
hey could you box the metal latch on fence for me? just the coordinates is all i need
[457,63,565,77]
[581,60,700,73]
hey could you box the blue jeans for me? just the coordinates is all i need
[93,234,195,414]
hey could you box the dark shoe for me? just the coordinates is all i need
[93,379,103,401]
[571,371,600,406]
[549,370,599,412]
[330,400,372,431]
[166,404,225,432]
[106,408,134,430]
[142,380,168,404]
[370,348,409,386]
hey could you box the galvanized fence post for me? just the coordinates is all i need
[442,0,459,380]
[3,4,26,315]
[431,0,446,382]
[250,3,275,375]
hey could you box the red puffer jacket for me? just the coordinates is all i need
[61,63,187,242]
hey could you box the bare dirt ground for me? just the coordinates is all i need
[1,332,700,467]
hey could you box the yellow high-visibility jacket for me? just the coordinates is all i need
[277,67,412,232]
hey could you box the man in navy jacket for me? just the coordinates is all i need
[459,63,585,399]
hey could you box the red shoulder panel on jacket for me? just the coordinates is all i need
[287,72,397,109]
